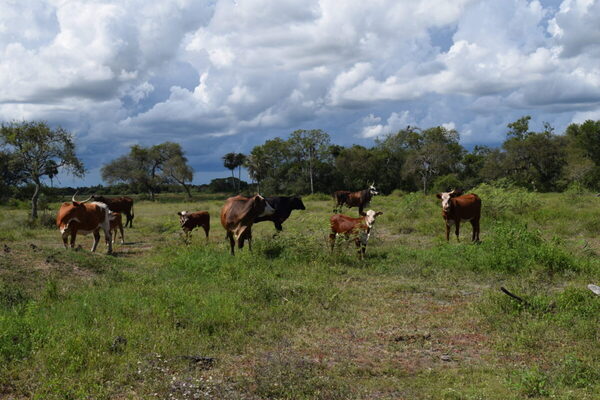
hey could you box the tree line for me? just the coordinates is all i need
[241,118,600,196]
[3,117,600,220]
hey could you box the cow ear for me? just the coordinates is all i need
[451,190,463,197]
[436,193,442,199]
[376,211,383,216]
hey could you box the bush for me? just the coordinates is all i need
[432,174,463,194]
[472,181,540,219]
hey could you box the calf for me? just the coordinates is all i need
[329,210,383,259]
[177,211,210,242]
[333,183,379,216]
[109,212,125,244]
[436,189,481,242]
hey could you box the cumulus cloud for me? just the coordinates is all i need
[1,0,600,184]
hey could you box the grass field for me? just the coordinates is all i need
[2,188,600,399]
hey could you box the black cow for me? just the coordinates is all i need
[254,196,306,232]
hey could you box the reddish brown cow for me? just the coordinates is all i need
[333,183,379,216]
[177,211,210,242]
[329,210,383,259]
[91,195,135,227]
[436,189,482,242]
[109,212,125,244]
[56,193,112,253]
[220,195,274,255]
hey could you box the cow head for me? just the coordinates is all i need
[291,197,306,210]
[368,182,379,196]
[364,209,383,228]
[436,189,463,212]
[177,211,189,225]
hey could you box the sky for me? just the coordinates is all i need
[1,0,600,186]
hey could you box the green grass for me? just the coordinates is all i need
[2,191,600,398]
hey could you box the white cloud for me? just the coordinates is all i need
[1,0,600,184]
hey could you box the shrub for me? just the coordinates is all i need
[472,182,540,219]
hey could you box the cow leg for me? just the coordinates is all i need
[61,232,69,249]
[471,218,480,242]
[70,230,77,248]
[359,206,365,216]
[246,230,253,252]
[354,238,364,259]
[445,222,451,242]
[329,232,337,252]
[203,224,209,242]
[455,221,460,242]
[227,232,235,255]
[92,229,100,252]
[119,224,124,244]
[101,221,113,254]
[126,212,133,228]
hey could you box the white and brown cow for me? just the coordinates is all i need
[56,193,112,253]
[177,211,210,242]
[436,189,482,242]
[329,209,383,259]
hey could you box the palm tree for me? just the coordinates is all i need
[222,152,238,192]
[234,153,246,192]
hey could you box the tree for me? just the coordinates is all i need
[401,126,464,193]
[0,121,84,219]
[234,153,246,192]
[222,152,238,192]
[102,142,193,200]
[502,117,566,191]
[159,143,194,198]
[245,148,269,193]
[288,129,331,194]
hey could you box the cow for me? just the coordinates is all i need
[329,210,383,259]
[253,196,306,233]
[56,193,113,254]
[109,212,125,244]
[333,183,379,216]
[436,189,482,242]
[177,211,210,242]
[220,195,275,255]
[91,195,135,228]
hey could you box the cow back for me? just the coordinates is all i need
[330,214,365,234]
[449,194,481,219]
[220,195,266,231]
[57,201,110,232]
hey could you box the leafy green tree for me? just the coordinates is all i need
[288,129,331,194]
[102,142,193,200]
[502,117,566,191]
[159,143,194,198]
[0,121,84,219]
[402,126,464,193]
[234,153,246,192]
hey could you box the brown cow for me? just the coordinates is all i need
[91,195,135,227]
[56,193,112,253]
[333,183,379,216]
[329,210,383,259]
[177,211,210,242]
[220,195,274,255]
[109,212,125,244]
[436,189,481,242]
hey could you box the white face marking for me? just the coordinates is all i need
[364,209,382,228]
[368,185,379,196]
[440,192,452,212]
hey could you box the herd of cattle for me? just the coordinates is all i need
[55,185,482,258]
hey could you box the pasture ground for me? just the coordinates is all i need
[1,189,600,399]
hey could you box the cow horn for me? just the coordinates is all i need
[72,192,92,203]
